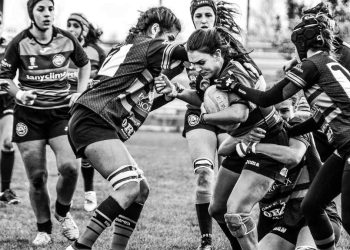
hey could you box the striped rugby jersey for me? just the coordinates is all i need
[73,35,187,141]
[215,60,282,137]
[0,27,89,109]
[286,52,350,151]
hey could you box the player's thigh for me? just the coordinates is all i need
[217,132,229,165]
[259,233,295,250]
[49,135,79,168]
[17,140,47,178]
[186,128,217,162]
[227,169,274,212]
[296,226,317,249]
[0,114,13,140]
[84,139,136,179]
[212,166,240,209]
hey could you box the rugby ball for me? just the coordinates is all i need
[203,85,240,131]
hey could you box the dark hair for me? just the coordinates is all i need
[85,23,103,45]
[125,6,181,44]
[187,27,247,60]
[27,0,54,21]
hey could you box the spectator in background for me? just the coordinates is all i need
[67,12,106,213]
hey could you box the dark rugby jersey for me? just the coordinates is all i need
[73,35,187,141]
[68,42,106,91]
[0,27,89,109]
[260,118,314,220]
[212,60,281,137]
[286,52,350,151]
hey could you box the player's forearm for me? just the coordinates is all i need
[233,78,290,107]
[77,61,91,93]
[255,143,300,167]
[176,89,202,106]
[203,104,248,126]
[218,135,242,156]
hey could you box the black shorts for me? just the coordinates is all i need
[68,104,119,158]
[13,105,69,143]
[258,200,342,245]
[182,108,226,137]
[222,127,289,183]
[0,94,15,118]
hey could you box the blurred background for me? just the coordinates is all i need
[0,0,349,130]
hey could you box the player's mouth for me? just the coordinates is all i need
[43,20,51,25]
[200,25,209,29]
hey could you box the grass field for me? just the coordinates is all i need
[0,131,349,250]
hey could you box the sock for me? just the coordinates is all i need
[56,200,71,217]
[37,219,52,234]
[217,220,242,249]
[81,160,94,192]
[196,203,212,239]
[111,202,144,249]
[79,196,124,248]
[73,241,91,250]
[0,150,15,192]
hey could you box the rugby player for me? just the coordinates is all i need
[0,0,91,246]
[217,13,350,250]
[67,12,106,212]
[66,6,187,250]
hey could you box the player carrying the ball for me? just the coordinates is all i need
[155,27,290,250]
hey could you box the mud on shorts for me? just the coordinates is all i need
[0,93,15,119]
[68,104,120,158]
[222,127,289,183]
[13,105,70,143]
[182,108,226,137]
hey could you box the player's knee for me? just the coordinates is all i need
[31,171,48,189]
[3,139,13,151]
[108,165,142,198]
[208,203,225,220]
[224,213,256,238]
[58,161,79,179]
[138,180,150,203]
[193,158,214,174]
[194,158,214,187]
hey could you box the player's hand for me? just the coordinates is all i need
[215,73,239,92]
[68,93,81,107]
[236,141,257,158]
[16,90,37,106]
[243,62,259,78]
[0,80,10,91]
[283,57,298,72]
[155,74,173,95]
[242,127,266,142]
[199,104,207,124]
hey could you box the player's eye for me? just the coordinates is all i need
[167,34,175,42]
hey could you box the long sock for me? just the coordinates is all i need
[111,202,144,250]
[196,203,212,240]
[56,200,71,217]
[79,196,124,248]
[37,219,52,234]
[217,220,242,250]
[0,150,15,192]
[81,160,94,192]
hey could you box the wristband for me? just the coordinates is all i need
[236,142,247,158]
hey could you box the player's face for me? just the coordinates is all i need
[193,6,216,30]
[67,20,82,39]
[188,50,223,79]
[33,0,54,31]
[277,105,294,122]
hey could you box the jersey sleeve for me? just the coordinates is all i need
[285,60,320,89]
[288,117,311,148]
[69,36,89,68]
[147,40,188,70]
[0,39,20,79]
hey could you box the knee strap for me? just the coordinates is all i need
[193,158,214,173]
[107,165,141,190]
[224,213,256,238]
[295,246,317,250]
